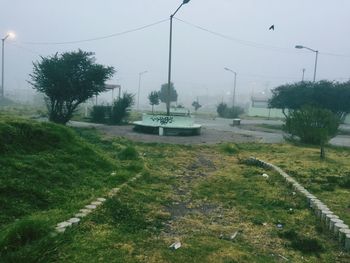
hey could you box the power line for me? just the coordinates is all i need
[20,18,168,45]
[175,18,350,58]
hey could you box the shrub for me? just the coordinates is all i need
[284,106,340,159]
[90,105,110,123]
[217,103,244,118]
[110,93,135,124]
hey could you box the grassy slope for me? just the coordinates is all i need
[54,142,350,262]
[0,117,141,262]
[1,116,350,262]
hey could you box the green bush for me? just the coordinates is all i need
[284,106,340,158]
[118,146,139,160]
[216,102,244,118]
[90,105,111,123]
[110,92,135,124]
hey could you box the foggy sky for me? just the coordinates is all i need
[1,0,350,107]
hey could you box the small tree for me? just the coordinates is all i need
[217,102,228,117]
[148,91,159,113]
[284,106,340,159]
[29,50,115,124]
[158,82,178,109]
[192,100,202,112]
[110,92,135,124]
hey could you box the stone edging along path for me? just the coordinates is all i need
[245,157,350,251]
[54,174,142,233]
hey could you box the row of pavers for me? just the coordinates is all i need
[246,157,350,251]
[55,174,142,233]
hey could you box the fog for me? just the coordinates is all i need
[1,0,350,109]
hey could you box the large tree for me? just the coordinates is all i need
[158,82,178,107]
[29,50,115,124]
[269,80,350,121]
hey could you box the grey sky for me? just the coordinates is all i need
[1,0,350,106]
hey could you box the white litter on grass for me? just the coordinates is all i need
[169,242,182,250]
[111,172,116,176]
[262,173,269,178]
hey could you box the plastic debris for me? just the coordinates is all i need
[277,224,283,229]
[230,231,239,240]
[262,173,269,178]
[169,242,182,250]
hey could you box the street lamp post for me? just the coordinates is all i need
[224,67,237,107]
[295,45,319,82]
[1,32,15,98]
[137,71,148,111]
[167,0,191,115]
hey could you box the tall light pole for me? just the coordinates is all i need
[302,68,306,81]
[1,32,15,98]
[167,0,191,115]
[137,71,148,111]
[224,67,237,107]
[295,45,319,82]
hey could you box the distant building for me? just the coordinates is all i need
[248,93,284,119]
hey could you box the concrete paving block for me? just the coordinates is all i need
[68,217,80,224]
[85,204,97,210]
[80,209,92,214]
[97,198,106,202]
[57,221,72,228]
[75,213,88,218]
[338,228,350,244]
[91,201,102,206]
[325,214,339,228]
[55,226,66,233]
[345,234,350,251]
[330,218,344,232]
[334,223,349,237]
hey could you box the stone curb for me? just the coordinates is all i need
[247,157,350,251]
[54,173,142,234]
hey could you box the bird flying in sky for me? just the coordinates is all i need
[269,25,275,30]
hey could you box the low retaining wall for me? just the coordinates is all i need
[246,157,350,251]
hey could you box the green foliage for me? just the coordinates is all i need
[158,82,178,104]
[269,80,350,120]
[103,197,149,233]
[110,92,135,124]
[29,50,115,124]
[148,91,159,113]
[90,105,110,123]
[216,102,243,118]
[284,106,340,158]
[0,117,74,154]
[278,229,324,254]
[0,218,51,253]
[220,143,239,154]
[192,100,202,112]
[118,146,139,160]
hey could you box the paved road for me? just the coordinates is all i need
[70,118,350,147]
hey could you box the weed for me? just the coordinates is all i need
[118,146,139,160]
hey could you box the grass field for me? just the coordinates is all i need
[0,116,350,262]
